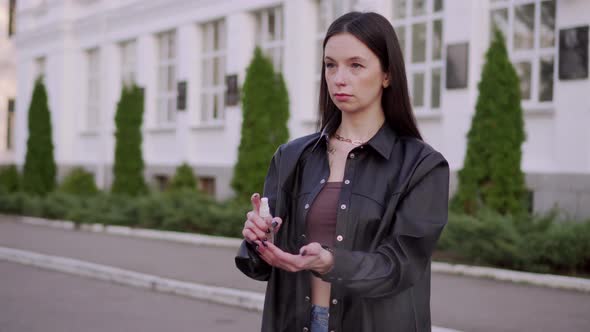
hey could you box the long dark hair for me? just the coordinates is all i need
[318,12,422,140]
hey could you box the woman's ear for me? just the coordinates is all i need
[381,72,389,89]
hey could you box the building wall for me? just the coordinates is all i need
[0,0,17,164]
[11,0,590,217]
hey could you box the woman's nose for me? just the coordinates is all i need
[333,68,347,86]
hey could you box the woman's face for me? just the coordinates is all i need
[324,32,389,115]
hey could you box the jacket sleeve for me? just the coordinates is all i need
[234,146,283,281]
[319,151,449,298]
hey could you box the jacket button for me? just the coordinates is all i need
[349,153,355,159]
[303,328,309,332]
[344,179,350,185]
[305,296,310,301]
[336,235,343,241]
[305,204,310,209]
[340,204,346,210]
[301,234,306,239]
[320,179,326,184]
[332,299,338,305]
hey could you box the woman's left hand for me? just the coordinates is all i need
[253,241,334,274]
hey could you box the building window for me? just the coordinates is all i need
[393,0,444,111]
[154,174,170,191]
[315,0,359,108]
[6,99,15,150]
[199,177,216,197]
[156,30,177,125]
[86,48,100,130]
[255,7,284,72]
[8,0,16,37]
[120,40,137,87]
[35,57,46,80]
[200,19,226,123]
[490,0,556,104]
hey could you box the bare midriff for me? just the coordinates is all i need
[306,181,342,306]
[308,137,354,306]
[311,275,333,307]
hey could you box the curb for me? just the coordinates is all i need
[17,215,243,249]
[9,215,590,293]
[0,246,459,332]
[432,262,590,293]
[0,246,264,311]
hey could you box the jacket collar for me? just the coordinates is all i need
[312,121,397,160]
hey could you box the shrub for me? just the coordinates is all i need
[138,189,219,233]
[134,189,249,236]
[42,192,85,220]
[0,191,27,214]
[1,189,587,276]
[439,208,590,275]
[0,165,20,193]
[21,194,44,217]
[58,167,99,196]
[526,220,590,274]
[168,163,197,191]
[440,209,523,268]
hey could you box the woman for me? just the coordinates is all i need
[236,12,449,332]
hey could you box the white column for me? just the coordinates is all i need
[98,42,119,189]
[226,12,257,90]
[224,11,257,165]
[176,23,196,163]
[283,0,320,138]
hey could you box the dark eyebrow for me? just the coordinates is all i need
[324,56,367,62]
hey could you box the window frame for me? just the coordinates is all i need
[35,57,46,80]
[86,48,101,131]
[314,0,360,109]
[393,0,445,113]
[156,30,177,126]
[8,0,16,37]
[6,99,15,150]
[200,19,226,125]
[256,6,284,72]
[490,0,558,108]
[120,39,137,87]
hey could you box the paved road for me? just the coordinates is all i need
[0,260,261,332]
[431,273,590,332]
[1,218,590,331]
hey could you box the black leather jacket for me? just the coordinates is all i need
[235,124,449,332]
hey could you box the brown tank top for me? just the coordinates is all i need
[305,182,342,247]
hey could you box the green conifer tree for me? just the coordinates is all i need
[231,48,290,199]
[112,84,148,196]
[22,78,56,195]
[168,163,198,191]
[452,29,527,215]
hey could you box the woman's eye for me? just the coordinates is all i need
[325,63,335,69]
[351,63,362,69]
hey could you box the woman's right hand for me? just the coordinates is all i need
[242,193,282,244]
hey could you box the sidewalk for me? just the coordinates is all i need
[2,216,590,331]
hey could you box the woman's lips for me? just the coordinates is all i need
[334,93,352,102]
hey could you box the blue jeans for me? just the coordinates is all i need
[310,305,329,332]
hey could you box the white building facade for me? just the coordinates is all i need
[7,0,590,218]
[0,0,17,165]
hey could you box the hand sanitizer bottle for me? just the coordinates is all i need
[260,197,273,243]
